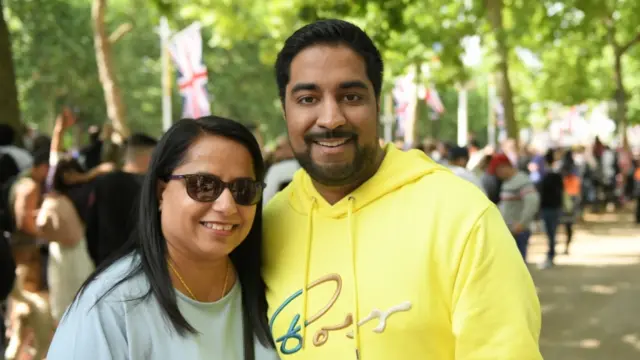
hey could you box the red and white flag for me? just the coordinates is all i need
[425,87,445,114]
[169,23,211,119]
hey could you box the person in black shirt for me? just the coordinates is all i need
[538,149,564,269]
[85,133,157,266]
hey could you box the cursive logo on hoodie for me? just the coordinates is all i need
[269,273,412,355]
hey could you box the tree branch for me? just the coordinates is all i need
[604,16,619,53]
[108,23,133,44]
[619,31,640,55]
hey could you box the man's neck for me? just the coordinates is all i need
[312,149,385,205]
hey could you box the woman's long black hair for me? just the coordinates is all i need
[69,116,273,349]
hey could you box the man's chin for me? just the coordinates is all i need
[305,163,356,187]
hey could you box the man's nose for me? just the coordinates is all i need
[315,98,347,130]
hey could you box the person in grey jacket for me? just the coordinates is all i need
[488,153,540,262]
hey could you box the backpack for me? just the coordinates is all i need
[0,152,20,233]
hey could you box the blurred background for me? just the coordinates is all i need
[1,0,639,359]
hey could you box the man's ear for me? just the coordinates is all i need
[157,181,167,210]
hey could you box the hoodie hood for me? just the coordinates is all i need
[287,144,448,218]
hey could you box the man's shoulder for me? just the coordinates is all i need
[504,172,532,187]
[413,168,485,195]
[391,169,493,218]
[263,187,292,217]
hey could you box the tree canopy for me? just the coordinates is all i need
[1,0,638,146]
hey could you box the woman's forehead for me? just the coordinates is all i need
[175,135,255,180]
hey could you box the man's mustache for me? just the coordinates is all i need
[304,130,357,143]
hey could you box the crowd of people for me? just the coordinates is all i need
[0,18,638,360]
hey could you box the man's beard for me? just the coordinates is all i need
[293,139,379,187]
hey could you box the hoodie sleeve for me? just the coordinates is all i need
[450,205,542,360]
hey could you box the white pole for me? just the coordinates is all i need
[457,85,468,147]
[487,75,496,148]
[160,17,172,132]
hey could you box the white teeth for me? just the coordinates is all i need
[316,138,350,147]
[202,223,234,231]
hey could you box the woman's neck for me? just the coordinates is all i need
[166,248,235,302]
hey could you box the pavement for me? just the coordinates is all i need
[527,207,640,360]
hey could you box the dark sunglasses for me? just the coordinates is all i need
[166,174,265,206]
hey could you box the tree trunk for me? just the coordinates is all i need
[0,0,22,144]
[485,0,518,146]
[92,0,129,141]
[613,52,628,149]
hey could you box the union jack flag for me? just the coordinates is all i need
[423,87,445,115]
[168,23,211,119]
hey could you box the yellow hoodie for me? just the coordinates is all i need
[263,145,542,359]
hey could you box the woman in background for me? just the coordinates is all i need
[36,157,95,323]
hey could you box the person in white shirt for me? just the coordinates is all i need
[263,137,300,206]
[448,146,486,194]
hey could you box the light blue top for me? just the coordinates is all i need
[47,254,279,360]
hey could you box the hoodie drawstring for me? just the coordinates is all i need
[347,196,361,359]
[301,197,317,349]
[301,196,361,359]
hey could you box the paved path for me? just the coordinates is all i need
[527,209,640,360]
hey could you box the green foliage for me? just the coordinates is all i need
[7,0,639,147]
[522,0,640,126]
[6,0,284,140]
[6,0,171,136]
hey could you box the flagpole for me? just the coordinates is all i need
[457,82,468,147]
[487,73,496,148]
[160,17,172,132]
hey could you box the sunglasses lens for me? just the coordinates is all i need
[230,179,263,205]
[185,175,223,202]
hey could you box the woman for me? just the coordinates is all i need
[47,116,277,360]
[36,157,95,323]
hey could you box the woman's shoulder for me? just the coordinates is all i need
[74,254,148,310]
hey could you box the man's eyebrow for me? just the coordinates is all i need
[290,83,318,94]
[339,80,369,90]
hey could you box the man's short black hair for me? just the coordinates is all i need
[126,133,158,150]
[448,146,470,162]
[31,146,50,166]
[275,19,384,104]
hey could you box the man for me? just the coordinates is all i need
[488,153,540,261]
[79,125,103,171]
[633,159,640,224]
[85,133,157,267]
[263,19,542,359]
[447,146,485,194]
[0,124,32,172]
[8,146,50,292]
[465,139,484,174]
